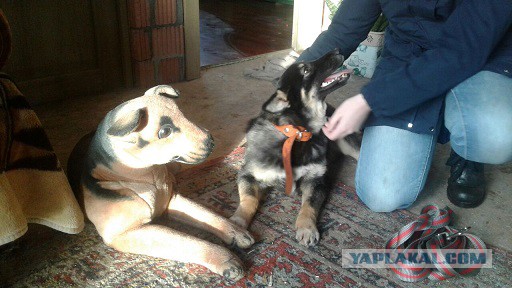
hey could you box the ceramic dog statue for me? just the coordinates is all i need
[67,85,254,281]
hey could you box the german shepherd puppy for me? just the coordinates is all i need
[67,86,254,281]
[230,50,359,246]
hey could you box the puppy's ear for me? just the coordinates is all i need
[263,90,289,113]
[107,108,149,137]
[144,85,180,98]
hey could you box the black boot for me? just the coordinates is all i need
[446,149,486,208]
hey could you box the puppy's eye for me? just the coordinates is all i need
[303,66,310,76]
[158,124,174,139]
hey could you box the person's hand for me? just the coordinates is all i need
[322,94,371,140]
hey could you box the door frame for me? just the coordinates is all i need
[292,0,325,52]
[183,0,201,80]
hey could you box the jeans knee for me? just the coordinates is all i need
[488,143,512,164]
[356,179,416,213]
[470,133,512,164]
[445,71,512,164]
[450,122,512,164]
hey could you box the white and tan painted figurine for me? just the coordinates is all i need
[68,85,254,281]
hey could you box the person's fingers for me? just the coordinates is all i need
[328,120,348,140]
[323,93,370,140]
[324,104,344,130]
[323,118,347,140]
[322,126,332,139]
[323,118,335,131]
[323,115,341,135]
[322,125,337,140]
[323,119,331,130]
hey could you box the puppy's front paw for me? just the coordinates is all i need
[295,227,320,247]
[295,218,320,247]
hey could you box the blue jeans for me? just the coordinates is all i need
[356,71,512,212]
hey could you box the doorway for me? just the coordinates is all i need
[198,0,294,67]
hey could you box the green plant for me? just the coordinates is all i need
[370,14,388,32]
[325,0,342,20]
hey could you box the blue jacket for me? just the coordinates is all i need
[298,0,512,142]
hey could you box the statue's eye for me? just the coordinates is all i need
[158,124,174,139]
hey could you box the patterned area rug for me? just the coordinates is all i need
[2,147,511,287]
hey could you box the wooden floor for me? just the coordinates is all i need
[199,0,293,66]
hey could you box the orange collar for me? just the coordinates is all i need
[274,124,313,196]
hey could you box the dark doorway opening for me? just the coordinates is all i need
[199,0,294,67]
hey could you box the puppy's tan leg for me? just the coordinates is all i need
[336,133,361,161]
[109,224,245,281]
[167,194,255,248]
[230,175,264,229]
[295,177,326,246]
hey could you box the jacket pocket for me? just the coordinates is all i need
[408,0,455,21]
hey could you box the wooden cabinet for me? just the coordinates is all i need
[1,0,131,105]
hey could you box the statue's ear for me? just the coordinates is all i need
[144,85,180,98]
[263,90,289,113]
[107,108,148,137]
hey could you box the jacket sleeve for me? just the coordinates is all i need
[362,0,512,117]
[297,0,381,62]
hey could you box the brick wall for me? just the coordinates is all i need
[127,0,185,88]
